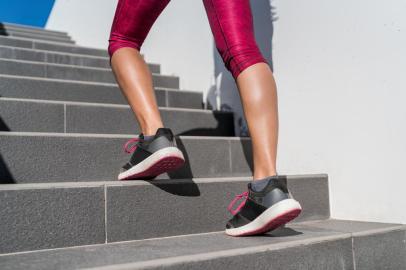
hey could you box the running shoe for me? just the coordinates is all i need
[225,175,302,236]
[118,127,185,180]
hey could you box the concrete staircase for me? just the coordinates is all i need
[0,23,404,270]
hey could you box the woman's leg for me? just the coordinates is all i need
[236,63,278,180]
[203,0,278,180]
[108,0,170,136]
[108,0,185,181]
[203,0,301,236]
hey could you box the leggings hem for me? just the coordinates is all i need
[232,58,269,79]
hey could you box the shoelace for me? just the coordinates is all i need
[123,137,144,153]
[227,191,249,215]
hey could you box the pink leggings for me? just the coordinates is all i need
[108,0,268,79]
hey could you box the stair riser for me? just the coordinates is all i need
[0,176,329,254]
[107,176,329,242]
[352,229,406,270]
[0,46,159,71]
[0,135,254,182]
[0,23,68,36]
[0,76,202,109]
[0,99,233,135]
[0,36,108,57]
[0,32,75,44]
[0,60,177,87]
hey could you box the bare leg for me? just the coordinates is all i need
[110,47,164,136]
[236,63,278,180]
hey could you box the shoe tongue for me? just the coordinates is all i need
[138,133,145,140]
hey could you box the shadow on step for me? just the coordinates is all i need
[146,179,200,197]
[0,116,11,131]
[0,115,14,183]
[257,226,303,238]
[176,111,235,137]
[238,137,254,173]
[268,226,303,237]
[163,138,194,179]
[152,139,200,196]
[0,154,15,184]
[0,23,10,36]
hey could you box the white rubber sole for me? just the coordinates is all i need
[118,147,185,180]
[225,198,302,236]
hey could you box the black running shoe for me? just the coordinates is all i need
[118,127,185,180]
[225,175,302,236]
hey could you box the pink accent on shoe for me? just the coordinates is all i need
[227,191,249,215]
[123,137,143,153]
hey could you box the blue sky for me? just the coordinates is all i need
[0,0,55,27]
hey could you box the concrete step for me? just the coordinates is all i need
[0,36,108,57]
[0,75,203,109]
[0,59,176,87]
[0,31,75,44]
[0,219,404,270]
[0,98,233,135]
[0,45,157,70]
[0,175,330,254]
[0,22,69,37]
[0,133,256,183]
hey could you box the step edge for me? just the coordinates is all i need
[0,74,194,93]
[1,23,68,35]
[0,174,328,191]
[0,57,163,74]
[2,33,75,42]
[0,28,70,38]
[0,35,81,47]
[0,46,161,66]
[0,131,250,140]
[0,44,111,60]
[0,97,216,114]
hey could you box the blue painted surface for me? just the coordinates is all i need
[0,0,55,28]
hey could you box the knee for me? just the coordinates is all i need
[219,44,268,79]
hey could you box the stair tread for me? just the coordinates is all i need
[0,219,403,270]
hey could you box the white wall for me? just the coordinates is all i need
[274,0,406,224]
[46,0,406,223]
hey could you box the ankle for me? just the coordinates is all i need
[253,170,277,181]
[141,124,164,136]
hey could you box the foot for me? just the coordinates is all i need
[118,127,185,180]
[225,175,302,236]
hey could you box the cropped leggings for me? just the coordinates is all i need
[108,0,268,79]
